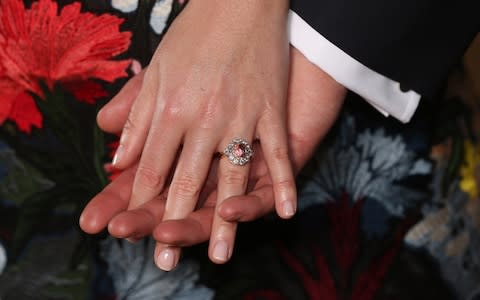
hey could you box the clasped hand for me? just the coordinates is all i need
[80,0,346,271]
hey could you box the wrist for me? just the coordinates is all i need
[189,0,289,12]
[186,0,289,29]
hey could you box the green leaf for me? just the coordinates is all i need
[0,123,89,186]
[0,147,53,205]
[35,86,102,189]
[11,185,91,256]
[93,123,109,189]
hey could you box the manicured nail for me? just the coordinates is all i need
[212,240,229,262]
[112,144,124,166]
[282,201,295,218]
[156,248,176,271]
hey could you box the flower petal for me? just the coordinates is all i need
[111,0,139,13]
[62,80,109,104]
[9,92,43,134]
[0,0,132,99]
[0,74,18,125]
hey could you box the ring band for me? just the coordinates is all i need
[223,138,254,166]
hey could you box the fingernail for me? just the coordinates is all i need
[212,240,229,262]
[282,201,295,218]
[125,237,139,243]
[156,248,176,271]
[112,144,124,166]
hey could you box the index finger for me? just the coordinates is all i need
[79,163,137,234]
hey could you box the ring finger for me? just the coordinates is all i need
[209,135,254,264]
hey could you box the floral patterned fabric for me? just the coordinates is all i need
[0,1,479,299]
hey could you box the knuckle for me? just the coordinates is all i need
[136,165,164,189]
[275,179,296,191]
[123,114,137,132]
[270,146,290,161]
[222,169,248,187]
[161,103,180,121]
[158,89,183,119]
[197,100,221,129]
[274,179,296,195]
[171,174,201,199]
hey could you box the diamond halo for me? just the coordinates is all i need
[223,138,254,166]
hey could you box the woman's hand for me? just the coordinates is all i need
[80,47,346,270]
[153,47,347,247]
[107,0,296,267]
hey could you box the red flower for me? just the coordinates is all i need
[0,0,131,133]
[327,194,364,288]
[245,196,407,300]
[104,162,121,181]
[6,92,43,133]
[278,243,338,300]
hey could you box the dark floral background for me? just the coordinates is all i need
[0,1,479,299]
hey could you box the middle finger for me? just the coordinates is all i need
[154,128,217,270]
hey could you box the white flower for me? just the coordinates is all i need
[111,0,139,13]
[297,115,431,217]
[101,237,214,300]
[110,0,174,35]
[400,128,480,299]
[150,0,174,34]
[405,180,480,300]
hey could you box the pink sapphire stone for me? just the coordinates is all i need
[233,144,245,157]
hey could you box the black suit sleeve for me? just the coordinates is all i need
[290,0,479,96]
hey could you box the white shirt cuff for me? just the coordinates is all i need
[288,10,421,123]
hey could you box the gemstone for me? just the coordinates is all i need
[233,144,245,157]
[224,138,253,166]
